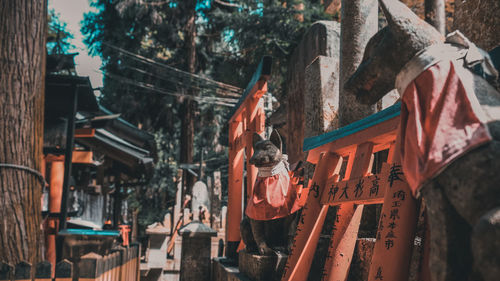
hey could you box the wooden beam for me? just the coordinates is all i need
[320,173,387,206]
[306,117,398,164]
[71,151,93,164]
[75,128,95,138]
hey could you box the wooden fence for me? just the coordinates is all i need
[0,244,140,281]
[282,103,427,281]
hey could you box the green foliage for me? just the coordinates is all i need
[47,9,75,54]
[81,0,331,236]
[205,0,331,94]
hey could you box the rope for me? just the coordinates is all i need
[0,163,47,186]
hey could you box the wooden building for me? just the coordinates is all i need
[42,54,155,268]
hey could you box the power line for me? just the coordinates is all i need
[103,72,237,107]
[123,65,239,103]
[101,42,242,97]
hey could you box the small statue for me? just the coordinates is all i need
[240,130,302,255]
[345,0,500,280]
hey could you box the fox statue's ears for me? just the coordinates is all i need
[270,129,282,151]
[378,0,442,43]
[253,132,264,147]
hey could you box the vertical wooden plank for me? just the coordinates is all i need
[54,259,72,281]
[101,256,109,281]
[0,262,13,281]
[322,142,374,281]
[78,253,102,281]
[110,248,124,281]
[108,253,115,281]
[14,262,31,281]
[282,152,343,281]
[134,244,141,281]
[227,121,245,258]
[368,142,418,281]
[34,261,51,281]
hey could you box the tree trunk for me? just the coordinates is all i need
[0,0,47,265]
[180,0,197,196]
[425,0,445,35]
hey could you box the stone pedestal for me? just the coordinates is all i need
[338,0,378,127]
[179,221,217,281]
[238,250,288,281]
[145,224,170,269]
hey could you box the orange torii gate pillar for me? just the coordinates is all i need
[226,57,271,260]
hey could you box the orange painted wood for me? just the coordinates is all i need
[72,151,93,164]
[320,173,387,206]
[227,121,245,243]
[322,142,374,281]
[45,154,64,162]
[286,205,329,281]
[49,161,64,213]
[245,101,266,199]
[368,142,418,281]
[307,117,399,164]
[282,152,343,281]
[75,128,95,138]
[228,80,267,123]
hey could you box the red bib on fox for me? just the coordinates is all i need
[245,161,301,220]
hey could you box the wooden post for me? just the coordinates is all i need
[282,152,343,281]
[78,253,102,281]
[35,261,52,281]
[59,84,78,230]
[0,262,13,281]
[47,160,64,267]
[245,98,265,200]
[14,262,31,281]
[226,121,244,259]
[367,143,418,281]
[55,260,73,281]
[111,247,125,281]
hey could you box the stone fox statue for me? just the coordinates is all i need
[345,0,500,280]
[240,130,301,256]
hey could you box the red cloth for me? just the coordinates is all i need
[245,169,302,221]
[399,60,492,197]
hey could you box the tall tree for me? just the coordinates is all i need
[0,0,47,265]
[180,0,198,194]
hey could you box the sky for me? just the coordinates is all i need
[49,0,103,88]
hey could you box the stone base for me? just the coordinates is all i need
[212,257,251,281]
[238,250,288,281]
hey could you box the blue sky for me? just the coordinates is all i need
[49,0,103,88]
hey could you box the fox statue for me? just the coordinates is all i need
[345,0,500,280]
[240,130,301,256]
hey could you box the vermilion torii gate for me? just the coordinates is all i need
[226,56,272,259]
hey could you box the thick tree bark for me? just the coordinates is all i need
[0,0,47,265]
[425,0,445,35]
[180,0,197,195]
